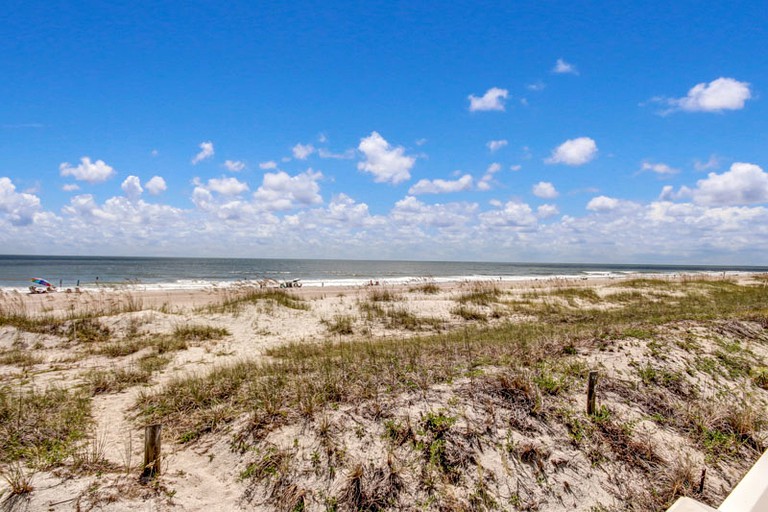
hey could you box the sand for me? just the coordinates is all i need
[0,274,766,511]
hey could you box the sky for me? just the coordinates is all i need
[2,0,767,264]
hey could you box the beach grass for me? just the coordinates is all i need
[137,278,768,442]
[3,276,768,510]
[203,287,309,314]
[0,386,91,466]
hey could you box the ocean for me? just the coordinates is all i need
[1,255,765,292]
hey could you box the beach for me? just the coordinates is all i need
[1,274,767,511]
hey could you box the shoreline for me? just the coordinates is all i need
[1,269,758,295]
[4,270,762,316]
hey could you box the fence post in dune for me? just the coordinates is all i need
[141,424,162,481]
[587,371,598,415]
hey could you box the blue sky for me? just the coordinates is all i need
[2,1,767,263]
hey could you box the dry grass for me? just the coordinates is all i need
[0,385,91,466]
[203,287,309,314]
[4,277,767,510]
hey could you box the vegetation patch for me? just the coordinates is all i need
[205,287,309,314]
[0,385,91,465]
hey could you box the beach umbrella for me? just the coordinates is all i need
[30,277,53,287]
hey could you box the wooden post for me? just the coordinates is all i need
[698,467,706,494]
[142,424,162,481]
[587,371,598,415]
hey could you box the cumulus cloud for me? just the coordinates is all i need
[545,137,598,166]
[324,194,375,226]
[587,195,620,212]
[409,174,473,195]
[254,169,323,210]
[392,196,477,229]
[468,87,509,112]
[206,176,249,196]
[537,204,559,219]
[640,161,679,176]
[0,177,41,226]
[224,160,246,172]
[532,181,559,199]
[663,78,752,113]
[191,141,214,164]
[357,132,416,185]
[479,201,537,228]
[477,163,502,191]
[62,184,80,192]
[487,140,508,152]
[292,143,315,160]
[259,161,278,170]
[145,176,167,195]
[59,157,116,183]
[690,163,768,206]
[552,58,578,75]
[121,175,143,200]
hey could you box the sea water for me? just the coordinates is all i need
[0,254,765,292]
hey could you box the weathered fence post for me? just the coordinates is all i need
[141,424,162,481]
[587,371,599,415]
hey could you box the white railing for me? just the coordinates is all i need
[668,449,768,512]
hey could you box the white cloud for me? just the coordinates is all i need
[537,204,559,219]
[59,157,116,183]
[318,148,355,160]
[510,164,522,172]
[292,143,315,160]
[224,160,246,172]
[545,137,598,166]
[640,161,679,176]
[477,163,502,191]
[325,194,372,224]
[206,176,249,196]
[357,132,416,185]
[552,58,578,75]
[0,177,41,226]
[254,169,323,210]
[666,78,752,113]
[659,185,693,201]
[694,155,720,172]
[62,184,80,192]
[121,175,143,200]
[259,161,278,170]
[527,81,546,91]
[487,163,502,175]
[587,195,620,212]
[191,141,214,164]
[532,181,559,199]
[409,174,473,195]
[690,162,768,206]
[487,140,508,152]
[145,176,167,195]
[479,201,537,228]
[392,196,477,229]
[468,87,509,112]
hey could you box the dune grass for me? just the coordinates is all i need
[203,287,309,314]
[136,279,768,446]
[0,386,91,466]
